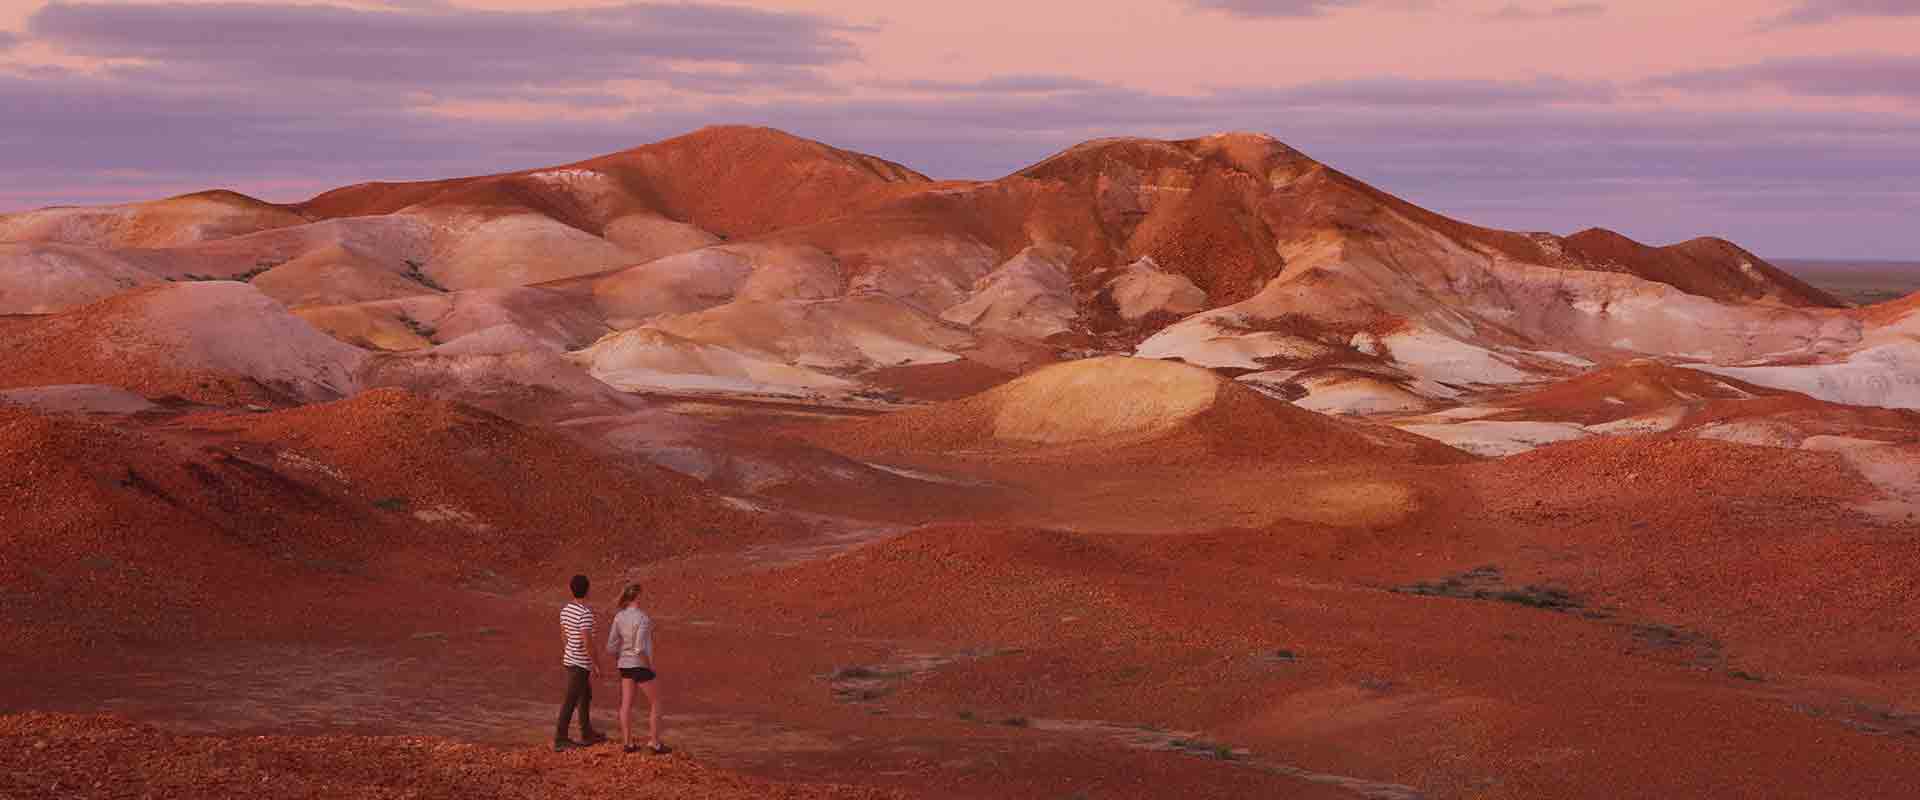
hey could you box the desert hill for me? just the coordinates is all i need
[9,125,1899,417]
[0,189,307,249]
[1010,134,1838,308]
[0,386,772,655]
[295,126,930,235]
[0,281,365,405]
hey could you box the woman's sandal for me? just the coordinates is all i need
[646,742,673,756]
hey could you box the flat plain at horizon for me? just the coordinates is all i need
[1779,258,1920,306]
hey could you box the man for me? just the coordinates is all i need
[554,574,608,751]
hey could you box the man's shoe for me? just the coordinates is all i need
[553,739,582,752]
[581,730,609,746]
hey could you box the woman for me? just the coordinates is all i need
[604,582,669,755]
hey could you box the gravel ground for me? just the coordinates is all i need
[0,712,902,800]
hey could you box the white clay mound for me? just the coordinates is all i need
[940,244,1078,340]
[592,243,843,328]
[1100,256,1207,323]
[571,327,857,398]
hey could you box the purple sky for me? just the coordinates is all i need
[2,0,1917,259]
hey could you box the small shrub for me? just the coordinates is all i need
[1169,738,1239,760]
[373,497,408,512]
[398,315,437,339]
[236,262,278,281]
[1395,567,1585,614]
[403,259,449,292]
[1493,586,1581,611]
[1633,623,1713,649]
[299,558,360,576]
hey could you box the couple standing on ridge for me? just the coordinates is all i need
[554,574,671,755]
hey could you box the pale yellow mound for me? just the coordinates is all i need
[821,354,1472,466]
[988,356,1220,444]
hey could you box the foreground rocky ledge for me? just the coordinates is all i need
[0,713,901,800]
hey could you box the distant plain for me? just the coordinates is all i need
[1783,259,1920,306]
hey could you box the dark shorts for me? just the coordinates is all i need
[619,667,657,683]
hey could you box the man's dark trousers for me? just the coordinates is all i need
[555,666,592,742]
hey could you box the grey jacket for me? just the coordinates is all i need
[604,607,654,669]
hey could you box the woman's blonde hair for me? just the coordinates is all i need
[616,583,643,609]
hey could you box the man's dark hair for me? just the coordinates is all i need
[569,574,589,599]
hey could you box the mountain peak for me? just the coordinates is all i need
[1016,131,1315,184]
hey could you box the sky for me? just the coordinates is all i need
[1,0,1917,259]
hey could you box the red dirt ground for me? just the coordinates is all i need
[1483,361,1780,424]
[6,382,1920,798]
[0,712,900,800]
[642,424,1918,798]
[0,389,777,655]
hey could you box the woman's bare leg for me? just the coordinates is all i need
[619,678,637,750]
[641,680,663,746]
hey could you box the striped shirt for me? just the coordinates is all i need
[560,602,595,669]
